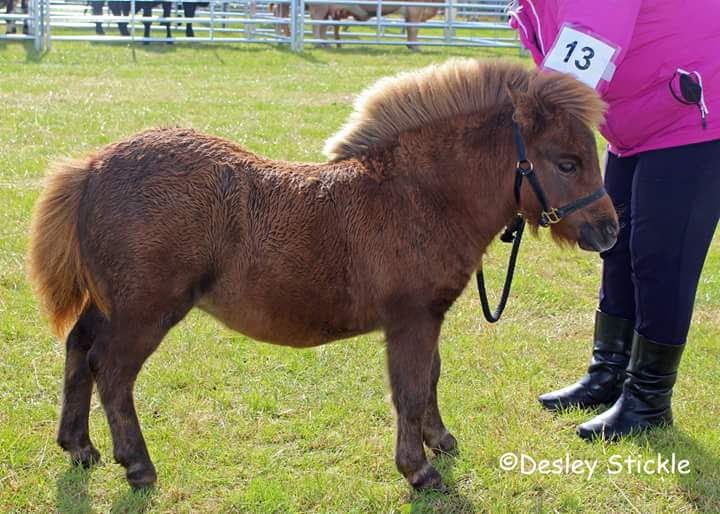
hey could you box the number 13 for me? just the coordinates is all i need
[563,41,595,71]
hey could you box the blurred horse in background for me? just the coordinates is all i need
[3,0,28,35]
[309,1,440,50]
[89,0,206,39]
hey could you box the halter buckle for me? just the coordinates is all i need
[541,208,561,225]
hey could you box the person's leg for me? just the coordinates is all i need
[91,1,105,35]
[578,139,720,439]
[632,141,720,344]
[599,152,639,320]
[539,151,637,411]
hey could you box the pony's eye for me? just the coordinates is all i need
[557,161,577,174]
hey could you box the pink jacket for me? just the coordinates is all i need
[508,0,720,156]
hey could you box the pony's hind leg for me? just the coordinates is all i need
[422,349,457,454]
[385,316,444,490]
[57,305,106,467]
[89,300,193,489]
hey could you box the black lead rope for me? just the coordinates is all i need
[475,120,608,323]
[476,214,525,323]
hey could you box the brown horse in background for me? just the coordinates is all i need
[29,59,617,491]
[309,1,439,50]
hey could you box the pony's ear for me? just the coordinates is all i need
[506,82,552,135]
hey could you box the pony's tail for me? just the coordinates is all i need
[28,159,110,338]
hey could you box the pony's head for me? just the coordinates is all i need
[508,71,617,252]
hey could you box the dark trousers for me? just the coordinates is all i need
[599,139,720,345]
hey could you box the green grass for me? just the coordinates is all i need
[1,40,719,513]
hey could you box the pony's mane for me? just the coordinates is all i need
[323,58,605,161]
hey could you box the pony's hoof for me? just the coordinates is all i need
[410,464,445,491]
[71,444,102,468]
[126,462,157,490]
[429,431,458,456]
[407,45,421,53]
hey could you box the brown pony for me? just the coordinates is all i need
[29,59,617,491]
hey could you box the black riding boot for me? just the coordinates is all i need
[538,311,633,411]
[577,332,685,440]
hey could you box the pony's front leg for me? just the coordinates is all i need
[385,317,444,490]
[422,348,457,454]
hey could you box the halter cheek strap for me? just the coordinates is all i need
[511,121,607,227]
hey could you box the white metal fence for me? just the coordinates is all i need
[2,0,518,51]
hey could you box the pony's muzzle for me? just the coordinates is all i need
[578,218,618,252]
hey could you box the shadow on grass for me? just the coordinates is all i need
[645,427,720,512]
[56,465,94,514]
[398,451,475,513]
[0,39,46,62]
[109,485,156,514]
[56,464,156,514]
[551,403,720,510]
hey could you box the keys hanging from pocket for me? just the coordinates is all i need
[669,69,709,129]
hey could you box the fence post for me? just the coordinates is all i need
[31,0,41,52]
[210,0,215,41]
[43,0,51,51]
[130,0,136,42]
[444,0,455,43]
[244,0,256,39]
[290,0,303,51]
[375,0,382,42]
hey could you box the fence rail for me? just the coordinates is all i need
[2,0,519,52]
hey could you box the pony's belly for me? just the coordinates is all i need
[197,300,374,348]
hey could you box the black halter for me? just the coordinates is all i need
[475,121,608,323]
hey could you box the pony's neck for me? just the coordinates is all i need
[393,110,520,259]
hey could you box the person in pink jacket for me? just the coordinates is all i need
[508,0,720,439]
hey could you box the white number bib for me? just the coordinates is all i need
[543,26,617,89]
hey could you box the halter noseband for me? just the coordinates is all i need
[511,120,607,227]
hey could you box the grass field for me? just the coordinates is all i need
[1,40,719,514]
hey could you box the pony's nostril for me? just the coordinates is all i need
[578,220,618,253]
[603,222,618,240]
